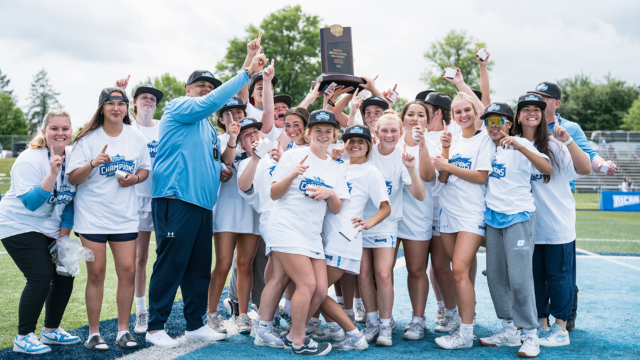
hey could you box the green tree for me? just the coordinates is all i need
[621,94,640,131]
[132,73,186,119]
[0,93,29,150]
[215,5,321,105]
[26,69,61,134]
[0,69,13,96]
[392,97,408,114]
[421,30,493,99]
[557,74,639,131]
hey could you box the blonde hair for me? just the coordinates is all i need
[29,109,72,149]
[304,124,339,144]
[374,113,404,133]
[450,92,479,119]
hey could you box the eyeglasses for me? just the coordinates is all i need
[484,117,509,128]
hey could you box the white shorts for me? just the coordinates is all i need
[324,252,360,275]
[268,247,325,260]
[138,197,153,232]
[439,210,485,237]
[362,234,396,248]
[432,219,440,237]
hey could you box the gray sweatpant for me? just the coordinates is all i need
[228,238,267,307]
[486,214,538,331]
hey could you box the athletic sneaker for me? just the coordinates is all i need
[435,312,460,333]
[205,313,227,333]
[435,307,446,326]
[291,337,332,356]
[478,328,521,347]
[538,324,570,347]
[305,319,321,337]
[363,320,380,343]
[279,307,293,332]
[354,303,366,323]
[146,330,179,348]
[390,316,397,330]
[347,312,356,325]
[435,328,474,350]
[249,319,258,338]
[223,298,239,319]
[40,328,81,345]
[236,313,252,335]
[254,329,284,348]
[518,335,540,358]
[133,311,149,334]
[13,333,51,354]
[283,335,294,350]
[322,326,345,341]
[403,312,427,332]
[402,319,424,340]
[333,331,368,351]
[185,325,227,341]
[376,324,392,347]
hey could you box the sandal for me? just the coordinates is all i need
[116,332,139,349]
[85,334,109,351]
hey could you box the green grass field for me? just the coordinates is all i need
[0,158,16,197]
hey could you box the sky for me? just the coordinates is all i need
[1,0,640,129]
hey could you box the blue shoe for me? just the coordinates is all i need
[539,323,570,347]
[41,327,81,345]
[13,333,51,354]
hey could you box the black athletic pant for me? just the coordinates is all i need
[2,232,75,335]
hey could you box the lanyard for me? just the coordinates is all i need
[46,147,66,203]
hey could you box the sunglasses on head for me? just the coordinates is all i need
[484,117,509,128]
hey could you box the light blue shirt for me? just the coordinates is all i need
[484,208,532,229]
[152,72,250,210]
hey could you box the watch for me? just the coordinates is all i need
[563,136,573,146]
[241,67,252,79]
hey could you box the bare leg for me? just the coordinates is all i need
[134,231,152,298]
[340,273,356,310]
[258,256,290,322]
[110,240,137,332]
[207,232,237,314]
[441,232,482,324]
[431,235,457,309]
[80,237,106,335]
[236,234,260,314]
[358,248,377,313]
[372,247,396,319]
[403,239,431,318]
[318,266,357,332]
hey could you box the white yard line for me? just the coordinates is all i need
[577,238,640,243]
[576,247,640,271]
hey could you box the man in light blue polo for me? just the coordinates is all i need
[145,49,268,348]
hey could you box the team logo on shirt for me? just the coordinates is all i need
[537,83,548,91]
[335,157,344,164]
[147,140,159,158]
[286,141,294,151]
[299,176,333,192]
[530,174,543,181]
[449,154,472,170]
[346,182,353,194]
[269,165,276,176]
[385,181,392,195]
[489,160,506,179]
[100,154,135,177]
[46,184,75,205]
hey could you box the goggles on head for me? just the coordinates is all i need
[484,117,509,128]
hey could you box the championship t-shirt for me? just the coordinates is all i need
[245,103,263,122]
[424,130,445,219]
[268,147,350,255]
[67,125,151,234]
[132,121,159,200]
[238,156,278,244]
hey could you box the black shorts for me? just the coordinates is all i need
[75,232,138,243]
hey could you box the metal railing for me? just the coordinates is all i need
[573,186,632,209]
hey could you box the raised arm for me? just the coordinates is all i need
[553,125,592,175]
[260,60,276,134]
[402,145,426,201]
[333,90,353,128]
[415,127,436,182]
[500,132,552,175]
[358,75,383,99]
[238,31,263,103]
[347,89,363,127]
[443,67,485,128]
[298,81,322,110]
[476,45,491,106]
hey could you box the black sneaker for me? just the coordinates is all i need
[223,298,239,318]
[482,269,487,276]
[291,337,331,356]
[567,285,578,332]
[283,335,293,349]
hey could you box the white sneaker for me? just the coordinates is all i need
[354,303,366,323]
[305,318,321,337]
[185,325,227,341]
[146,330,179,348]
[13,333,51,354]
[363,321,380,343]
[205,312,227,333]
[254,329,284,348]
[390,316,397,330]
[479,328,521,347]
[402,319,424,340]
[435,328,474,350]
[236,313,252,335]
[435,307,446,326]
[376,324,392,347]
[347,312,356,325]
[322,326,345,341]
[518,335,540,358]
[250,318,258,338]
[134,311,149,334]
[333,331,368,351]
[538,324,570,347]
[40,327,81,345]
[435,312,460,333]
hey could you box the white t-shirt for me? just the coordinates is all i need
[323,162,389,259]
[245,103,263,122]
[396,136,440,240]
[486,138,548,215]
[132,121,159,200]
[439,130,493,224]
[269,147,350,255]
[67,125,151,234]
[424,130,445,220]
[0,148,76,239]
[264,125,283,143]
[286,142,308,151]
[238,156,278,244]
[363,145,412,237]
[531,138,586,244]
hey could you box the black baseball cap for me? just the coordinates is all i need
[218,96,247,117]
[186,70,222,88]
[423,92,452,111]
[238,118,263,133]
[361,96,389,114]
[248,72,279,99]
[133,84,164,104]
[472,89,482,100]
[480,102,514,121]
[99,87,129,106]
[415,90,436,101]
[527,81,561,100]
[517,93,547,113]
[308,110,338,128]
[342,125,372,143]
[274,94,292,108]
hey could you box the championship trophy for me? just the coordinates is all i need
[315,25,364,93]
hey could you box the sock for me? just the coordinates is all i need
[336,296,344,303]
[354,298,363,307]
[345,309,354,316]
[445,308,458,317]
[210,311,218,318]
[437,300,445,309]
[88,333,100,340]
[460,323,474,341]
[116,330,129,341]
[503,320,517,334]
[380,318,391,326]
[17,334,26,340]
[311,317,321,325]
[366,312,379,327]
[254,315,261,324]
[412,316,423,323]
[346,329,359,336]
[284,300,291,315]
[522,328,538,338]
[135,296,146,313]
[326,322,340,331]
[259,320,272,333]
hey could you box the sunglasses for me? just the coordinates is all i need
[484,117,509,128]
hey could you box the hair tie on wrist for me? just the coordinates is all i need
[442,145,451,148]
[90,159,95,168]
[227,143,237,148]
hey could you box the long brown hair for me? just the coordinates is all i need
[511,108,556,183]
[74,102,132,147]
[400,101,431,128]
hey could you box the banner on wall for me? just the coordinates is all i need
[600,191,640,211]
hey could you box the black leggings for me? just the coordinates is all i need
[2,232,75,335]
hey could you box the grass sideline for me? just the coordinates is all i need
[0,158,16,196]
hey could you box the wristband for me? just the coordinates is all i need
[442,145,451,148]
[327,99,336,107]
[90,159,95,168]
[227,142,237,148]
[135,175,140,184]
[563,136,573,146]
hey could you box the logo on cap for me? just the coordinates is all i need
[202,72,213,78]
[525,95,539,101]
[487,104,500,112]
[227,99,239,106]
[370,97,383,101]
[537,83,548,91]
[351,126,364,134]
[316,112,330,121]
[240,119,253,127]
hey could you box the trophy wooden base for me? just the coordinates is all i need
[316,73,364,94]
